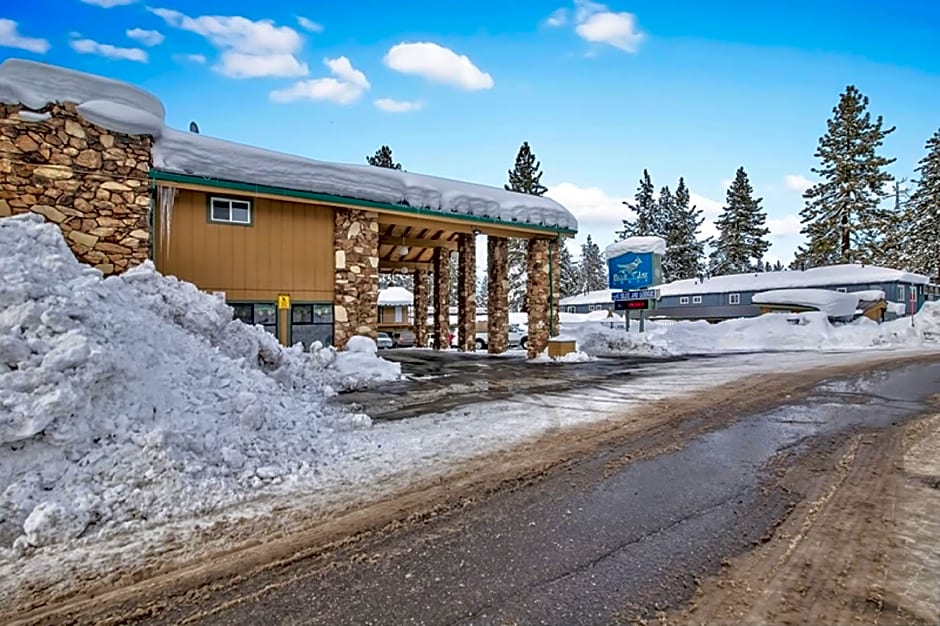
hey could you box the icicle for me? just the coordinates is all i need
[156,185,177,255]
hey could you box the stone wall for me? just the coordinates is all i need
[456,233,476,351]
[412,269,430,348]
[526,238,551,359]
[550,238,561,337]
[486,236,510,354]
[333,208,379,349]
[432,248,451,350]
[0,102,153,275]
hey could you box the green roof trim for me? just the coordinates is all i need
[149,170,578,237]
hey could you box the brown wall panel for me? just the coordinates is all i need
[157,189,334,302]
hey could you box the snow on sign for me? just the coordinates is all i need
[605,237,665,291]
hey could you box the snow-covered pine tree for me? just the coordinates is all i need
[505,141,548,311]
[380,272,414,290]
[367,145,402,169]
[662,180,706,282]
[579,235,607,293]
[559,244,581,298]
[877,179,911,269]
[800,86,896,265]
[906,129,940,278]
[476,274,489,309]
[619,169,659,239]
[708,167,770,275]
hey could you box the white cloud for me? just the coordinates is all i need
[575,9,643,52]
[0,19,50,54]
[173,53,207,64]
[217,52,308,78]
[149,7,308,78]
[767,214,803,236]
[384,42,493,91]
[544,8,568,27]
[374,98,423,113]
[70,38,147,62]
[784,174,813,193]
[270,56,369,104]
[79,0,137,6]
[550,1,644,53]
[297,16,323,33]
[126,27,164,46]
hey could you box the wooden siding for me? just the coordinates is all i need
[379,305,411,325]
[156,190,334,301]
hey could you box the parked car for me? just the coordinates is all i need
[452,324,528,350]
[376,332,393,349]
[392,330,416,348]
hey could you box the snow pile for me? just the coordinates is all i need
[570,304,940,357]
[605,236,667,258]
[0,214,398,552]
[752,288,862,318]
[378,286,414,306]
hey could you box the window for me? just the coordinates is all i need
[291,303,333,348]
[836,287,847,293]
[232,303,277,336]
[209,196,252,225]
[394,306,403,323]
[692,295,703,304]
[587,305,595,312]
[679,296,690,305]
[566,306,576,313]
[729,293,741,305]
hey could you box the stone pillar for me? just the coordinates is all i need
[333,208,379,350]
[457,233,476,351]
[0,103,153,275]
[486,236,510,354]
[549,238,561,337]
[526,238,551,359]
[412,269,429,348]
[432,247,450,350]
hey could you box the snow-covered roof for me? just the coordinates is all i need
[378,286,413,306]
[661,265,928,297]
[605,236,666,259]
[752,289,860,318]
[0,59,577,233]
[560,289,617,306]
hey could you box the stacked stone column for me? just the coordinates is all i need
[486,236,510,354]
[456,233,477,351]
[412,268,429,348]
[526,238,551,359]
[550,238,561,337]
[432,247,451,350]
[0,103,153,274]
[333,208,379,349]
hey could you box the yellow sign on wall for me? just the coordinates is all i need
[277,294,291,310]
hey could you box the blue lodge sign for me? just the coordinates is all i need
[608,251,657,290]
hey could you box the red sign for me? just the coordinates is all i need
[626,299,649,310]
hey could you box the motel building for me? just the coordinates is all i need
[0,59,577,358]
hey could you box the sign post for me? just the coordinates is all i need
[605,237,666,333]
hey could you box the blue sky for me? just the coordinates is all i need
[2,0,940,265]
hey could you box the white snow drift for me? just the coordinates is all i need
[0,214,398,552]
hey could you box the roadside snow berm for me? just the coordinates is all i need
[0,214,398,552]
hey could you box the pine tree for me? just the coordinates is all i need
[773,260,785,271]
[559,244,581,298]
[476,275,489,308]
[800,86,896,265]
[878,179,910,269]
[380,272,414,290]
[619,169,659,238]
[906,129,940,278]
[579,235,607,292]
[709,167,770,275]
[505,141,548,310]
[662,180,706,282]
[367,145,402,169]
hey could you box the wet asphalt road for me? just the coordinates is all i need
[337,349,711,420]
[189,360,940,626]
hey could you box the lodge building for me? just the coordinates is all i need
[0,59,577,357]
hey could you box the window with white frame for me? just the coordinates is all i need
[566,306,576,313]
[692,295,702,304]
[209,196,252,225]
[587,305,595,312]
[679,296,690,304]
[729,293,741,305]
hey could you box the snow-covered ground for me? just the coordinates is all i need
[2,213,940,605]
